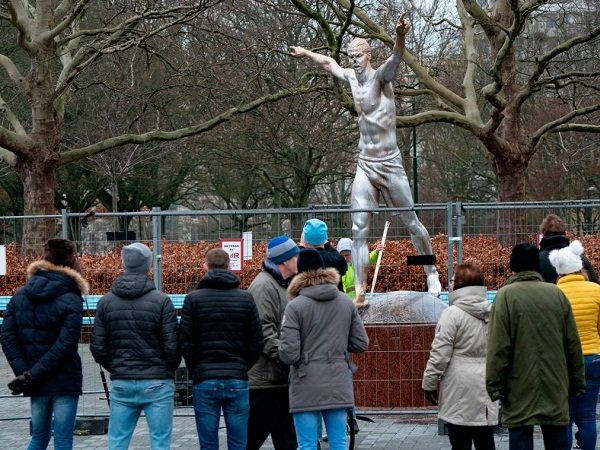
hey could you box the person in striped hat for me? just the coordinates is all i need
[247,236,300,450]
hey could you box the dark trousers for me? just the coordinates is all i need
[247,387,297,450]
[447,423,496,450]
[508,425,569,450]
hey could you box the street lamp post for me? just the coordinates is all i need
[586,184,597,234]
[412,97,418,204]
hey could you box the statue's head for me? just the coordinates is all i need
[348,38,371,55]
[347,38,372,74]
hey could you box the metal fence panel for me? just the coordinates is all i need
[0,200,599,419]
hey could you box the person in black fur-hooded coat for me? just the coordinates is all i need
[1,238,88,450]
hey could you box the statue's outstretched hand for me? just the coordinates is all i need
[289,46,306,58]
[396,13,410,37]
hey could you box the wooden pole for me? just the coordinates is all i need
[370,220,390,295]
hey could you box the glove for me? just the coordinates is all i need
[8,371,31,395]
[423,389,438,406]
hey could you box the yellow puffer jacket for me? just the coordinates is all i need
[557,274,600,355]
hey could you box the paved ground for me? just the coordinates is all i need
[1,347,596,449]
[0,406,576,449]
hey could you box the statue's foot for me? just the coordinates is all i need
[427,273,442,296]
[354,294,369,309]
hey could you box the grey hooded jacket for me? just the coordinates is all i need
[279,268,368,413]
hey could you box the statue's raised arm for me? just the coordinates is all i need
[289,45,348,82]
[378,13,410,83]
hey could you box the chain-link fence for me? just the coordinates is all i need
[0,200,599,420]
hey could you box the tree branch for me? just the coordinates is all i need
[531,103,600,150]
[535,27,600,78]
[0,147,17,166]
[7,0,33,53]
[41,0,90,42]
[457,0,483,124]
[396,109,482,136]
[55,5,206,99]
[461,0,496,38]
[0,53,26,91]
[0,93,26,135]
[0,125,34,159]
[538,70,600,86]
[518,25,600,109]
[552,124,600,133]
[60,86,311,165]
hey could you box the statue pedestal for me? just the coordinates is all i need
[352,291,446,408]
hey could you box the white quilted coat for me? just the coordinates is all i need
[422,285,499,426]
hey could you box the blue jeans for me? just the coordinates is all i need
[108,379,175,450]
[293,409,347,450]
[317,408,356,439]
[28,395,79,450]
[193,379,249,450]
[568,354,600,450]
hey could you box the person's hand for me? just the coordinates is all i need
[423,389,438,405]
[8,371,32,395]
[289,46,306,58]
[396,13,410,37]
[375,243,384,252]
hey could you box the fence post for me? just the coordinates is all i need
[61,209,69,240]
[455,201,464,265]
[152,207,163,291]
[446,202,454,291]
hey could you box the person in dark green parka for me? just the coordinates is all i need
[486,243,585,450]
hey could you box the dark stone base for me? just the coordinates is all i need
[352,323,437,408]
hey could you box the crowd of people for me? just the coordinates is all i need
[0,218,368,450]
[423,214,600,450]
[1,213,599,450]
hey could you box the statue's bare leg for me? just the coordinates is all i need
[377,155,442,295]
[397,211,442,295]
[352,210,371,307]
[351,165,376,308]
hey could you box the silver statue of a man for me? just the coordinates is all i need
[290,14,441,307]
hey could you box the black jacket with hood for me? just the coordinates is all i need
[1,260,88,397]
[90,273,180,380]
[539,235,598,284]
[179,269,263,384]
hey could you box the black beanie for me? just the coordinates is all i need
[510,243,540,273]
[297,248,325,273]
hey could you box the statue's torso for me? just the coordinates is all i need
[347,70,398,160]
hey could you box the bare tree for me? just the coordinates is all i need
[285,0,600,205]
[0,1,306,246]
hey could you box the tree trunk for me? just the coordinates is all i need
[492,151,530,245]
[20,160,59,254]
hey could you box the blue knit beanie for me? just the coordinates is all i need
[267,236,299,264]
[303,219,328,246]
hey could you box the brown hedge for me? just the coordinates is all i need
[0,234,599,296]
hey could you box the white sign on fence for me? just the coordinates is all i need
[220,239,243,273]
[0,245,5,276]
